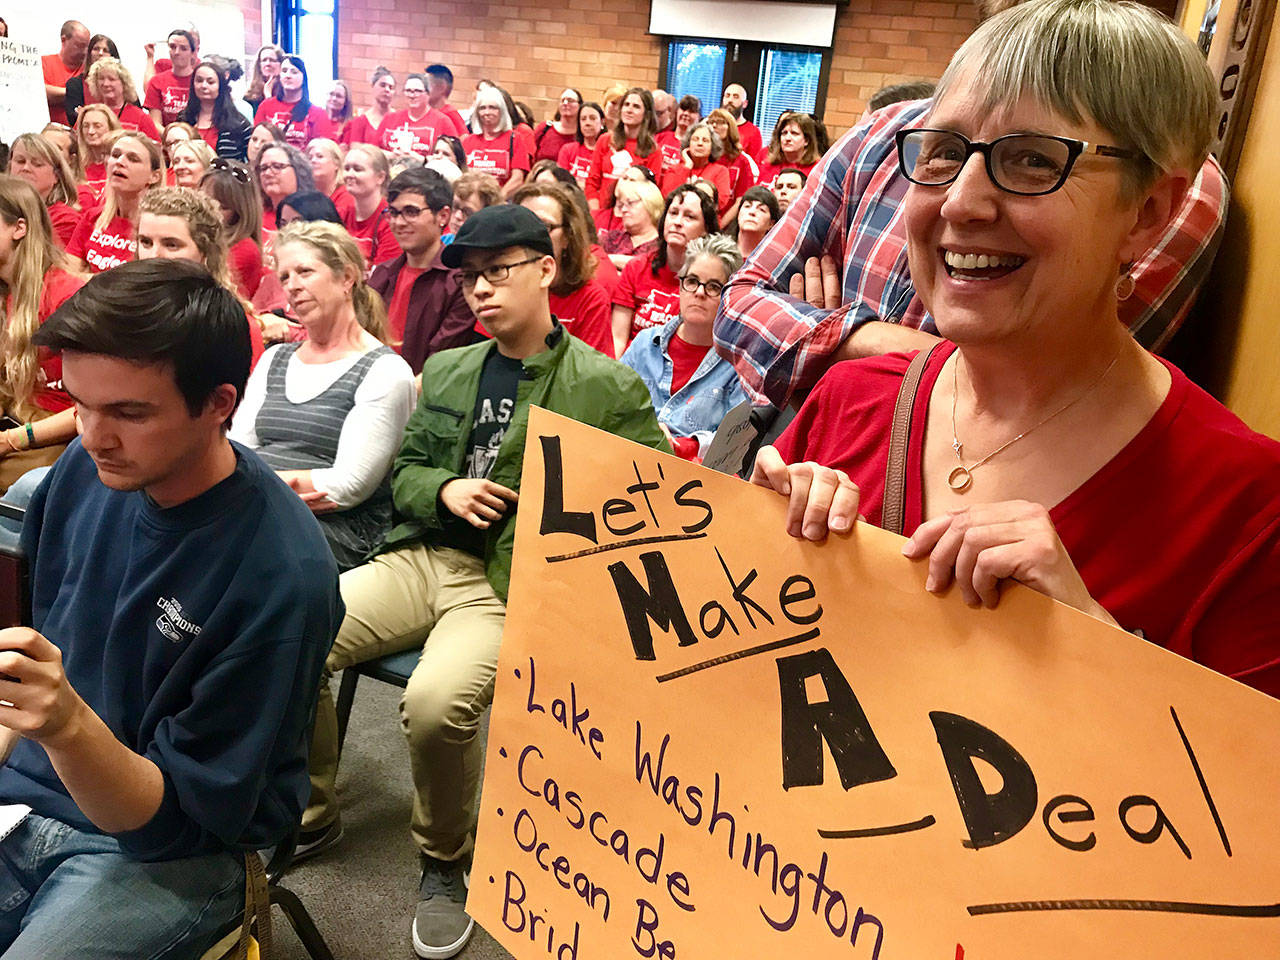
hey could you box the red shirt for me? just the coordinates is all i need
[756,159,818,189]
[42,55,80,121]
[557,141,594,181]
[343,114,380,146]
[342,201,398,269]
[143,69,192,127]
[660,159,733,215]
[254,99,327,149]
[377,108,454,158]
[25,270,85,412]
[590,244,619,300]
[311,114,346,143]
[48,202,80,249]
[612,253,679,346]
[550,281,614,357]
[585,136,664,207]
[228,236,265,299]
[78,162,107,209]
[329,185,356,224]
[533,123,576,163]
[67,209,135,273]
[737,120,765,162]
[386,264,428,346]
[197,125,219,150]
[667,330,711,394]
[462,130,533,185]
[115,103,161,141]
[655,130,683,174]
[774,344,1280,697]
[438,104,467,138]
[724,153,760,200]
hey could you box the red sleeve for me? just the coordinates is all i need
[612,256,643,309]
[661,164,692,197]
[246,309,264,367]
[66,210,94,260]
[229,238,265,299]
[372,215,398,266]
[567,282,615,357]
[253,100,270,125]
[556,141,576,169]
[48,204,80,249]
[591,245,619,300]
[138,111,161,142]
[444,106,467,137]
[512,129,534,173]
[585,138,609,205]
[710,164,733,215]
[143,75,164,111]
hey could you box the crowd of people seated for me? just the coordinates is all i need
[0,1,1276,958]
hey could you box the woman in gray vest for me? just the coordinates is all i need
[230,220,416,569]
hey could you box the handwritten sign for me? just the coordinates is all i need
[469,407,1280,960]
[700,400,756,477]
[0,38,50,145]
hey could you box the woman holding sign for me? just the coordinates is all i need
[754,0,1280,697]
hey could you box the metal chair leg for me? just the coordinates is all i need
[334,669,360,758]
[272,884,337,960]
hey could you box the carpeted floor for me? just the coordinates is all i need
[270,678,512,960]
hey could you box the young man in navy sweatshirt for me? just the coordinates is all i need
[0,260,342,958]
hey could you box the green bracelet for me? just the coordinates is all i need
[23,423,34,448]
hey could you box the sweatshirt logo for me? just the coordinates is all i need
[155,597,203,644]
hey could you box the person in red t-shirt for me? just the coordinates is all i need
[199,158,265,301]
[145,30,199,128]
[610,184,716,357]
[585,87,664,211]
[425,64,468,138]
[720,83,764,162]
[305,139,355,223]
[656,94,700,176]
[557,101,605,187]
[74,105,121,210]
[707,108,761,222]
[533,89,582,164]
[368,168,476,373]
[0,177,87,490]
[752,2,1280,699]
[462,87,534,198]
[756,111,821,188]
[345,67,397,147]
[181,60,253,160]
[255,144,315,236]
[314,80,352,144]
[9,135,82,251]
[514,182,615,357]
[376,73,454,160]
[254,55,327,150]
[659,123,733,219]
[43,21,90,122]
[341,144,398,270]
[68,131,162,274]
[87,59,161,142]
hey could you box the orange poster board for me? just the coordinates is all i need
[469,407,1280,960]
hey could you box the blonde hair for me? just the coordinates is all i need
[86,57,140,105]
[614,178,663,227]
[938,0,1216,197]
[168,139,215,179]
[95,131,163,233]
[274,221,389,342]
[343,143,391,197]
[139,188,235,290]
[0,177,74,418]
[75,104,122,177]
[10,134,79,208]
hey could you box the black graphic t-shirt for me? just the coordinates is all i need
[466,350,527,479]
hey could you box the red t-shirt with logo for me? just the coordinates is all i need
[585,136,664,207]
[22,269,85,412]
[655,130,683,174]
[342,201,398,269]
[550,280,614,357]
[67,209,136,273]
[144,69,192,127]
[557,141,594,181]
[254,99,327,149]
[115,103,161,141]
[377,108,453,158]
[612,252,680,346]
[462,130,533,185]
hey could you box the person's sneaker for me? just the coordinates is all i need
[290,819,344,865]
[412,856,473,959]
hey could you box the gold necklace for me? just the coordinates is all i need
[948,350,1123,493]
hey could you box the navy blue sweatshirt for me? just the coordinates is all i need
[0,440,342,861]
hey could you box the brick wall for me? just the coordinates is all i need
[334,0,977,139]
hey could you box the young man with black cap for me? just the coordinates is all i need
[302,205,669,958]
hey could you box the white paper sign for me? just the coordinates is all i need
[0,39,51,145]
[701,400,757,477]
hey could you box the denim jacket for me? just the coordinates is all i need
[620,317,748,456]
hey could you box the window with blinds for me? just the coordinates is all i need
[755,48,823,139]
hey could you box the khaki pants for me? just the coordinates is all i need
[305,544,507,862]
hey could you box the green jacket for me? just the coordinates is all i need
[387,325,671,601]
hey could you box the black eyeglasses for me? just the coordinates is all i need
[459,256,543,289]
[387,204,430,221]
[209,158,251,184]
[895,128,1144,197]
[679,276,725,297]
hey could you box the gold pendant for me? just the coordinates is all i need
[947,465,973,493]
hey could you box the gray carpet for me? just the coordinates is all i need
[270,678,512,960]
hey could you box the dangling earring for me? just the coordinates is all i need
[1115,266,1135,301]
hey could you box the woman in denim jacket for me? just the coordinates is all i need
[620,233,747,461]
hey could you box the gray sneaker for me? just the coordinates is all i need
[412,856,473,959]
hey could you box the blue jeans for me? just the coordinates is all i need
[0,813,245,959]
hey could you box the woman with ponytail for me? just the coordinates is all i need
[228,220,415,569]
[0,176,86,492]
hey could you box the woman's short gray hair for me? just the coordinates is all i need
[681,233,743,280]
[681,122,724,162]
[470,88,512,134]
[936,0,1215,199]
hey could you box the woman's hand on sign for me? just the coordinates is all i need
[750,445,860,541]
[902,500,1118,624]
[441,477,519,529]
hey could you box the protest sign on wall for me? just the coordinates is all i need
[469,406,1280,960]
[0,38,51,146]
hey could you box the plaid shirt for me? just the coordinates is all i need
[715,99,1229,407]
